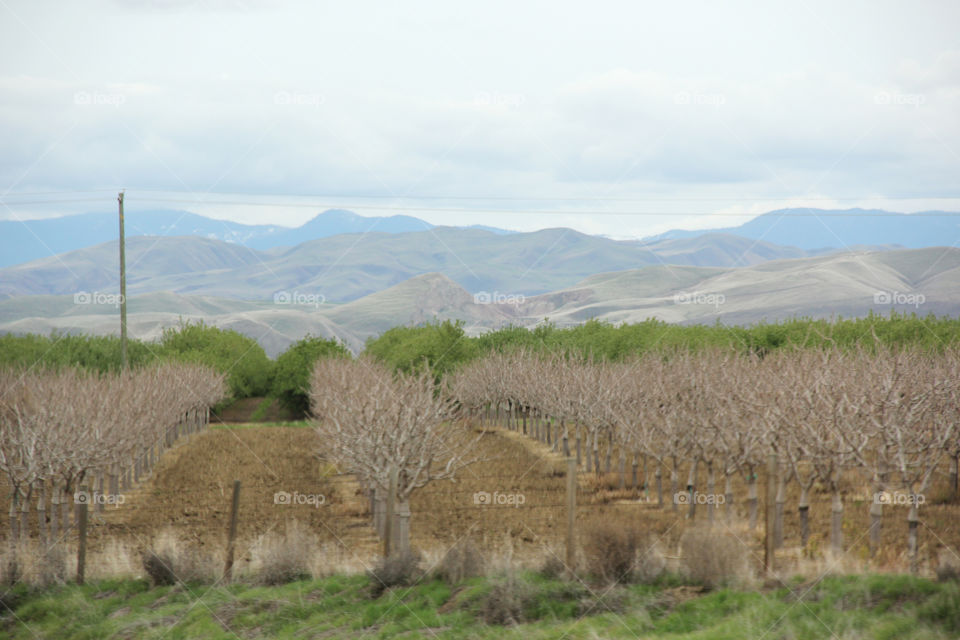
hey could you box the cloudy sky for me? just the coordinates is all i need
[1,0,958,238]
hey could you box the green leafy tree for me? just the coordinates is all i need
[158,320,274,399]
[272,334,350,417]
[363,319,479,379]
[0,332,156,372]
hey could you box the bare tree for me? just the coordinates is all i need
[311,358,480,552]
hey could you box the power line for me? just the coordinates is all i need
[118,197,960,217]
[0,198,113,206]
[0,189,120,197]
[99,189,960,202]
[3,191,959,217]
[4,189,960,204]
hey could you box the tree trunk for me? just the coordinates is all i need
[37,481,47,545]
[830,491,844,556]
[724,473,735,521]
[631,454,638,491]
[656,466,664,507]
[392,500,411,555]
[687,458,698,519]
[585,431,593,473]
[869,479,883,557]
[670,460,679,512]
[747,471,758,530]
[907,502,920,574]
[97,470,106,513]
[798,484,810,548]
[593,436,601,477]
[62,480,73,532]
[373,487,385,536]
[9,491,19,543]
[618,452,626,490]
[774,471,786,548]
[110,468,119,506]
[50,485,59,540]
[950,454,959,499]
[575,427,581,467]
[19,485,31,539]
[641,453,648,495]
[706,461,716,525]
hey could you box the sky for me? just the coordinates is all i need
[1,0,959,239]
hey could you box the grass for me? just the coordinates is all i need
[1,572,958,639]
[248,397,274,422]
[211,419,312,429]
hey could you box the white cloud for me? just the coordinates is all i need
[0,0,958,238]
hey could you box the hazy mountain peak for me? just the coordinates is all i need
[647,208,960,250]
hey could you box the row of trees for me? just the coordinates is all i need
[448,347,960,571]
[0,326,348,414]
[0,362,225,578]
[4,312,955,414]
[364,313,960,376]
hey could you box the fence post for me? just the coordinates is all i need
[764,453,777,576]
[77,484,89,585]
[223,480,241,582]
[566,457,576,574]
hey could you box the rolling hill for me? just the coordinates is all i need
[2,246,955,356]
[0,228,852,303]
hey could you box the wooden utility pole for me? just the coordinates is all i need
[118,191,128,369]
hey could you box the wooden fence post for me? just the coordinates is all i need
[566,457,576,574]
[764,453,777,576]
[76,485,89,585]
[223,480,241,582]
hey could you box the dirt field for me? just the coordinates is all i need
[3,419,960,581]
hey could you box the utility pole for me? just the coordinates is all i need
[118,191,128,369]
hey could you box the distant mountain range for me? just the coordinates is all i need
[0,208,459,267]
[0,227,870,303]
[2,206,957,355]
[3,206,958,269]
[646,208,960,250]
[2,246,955,356]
